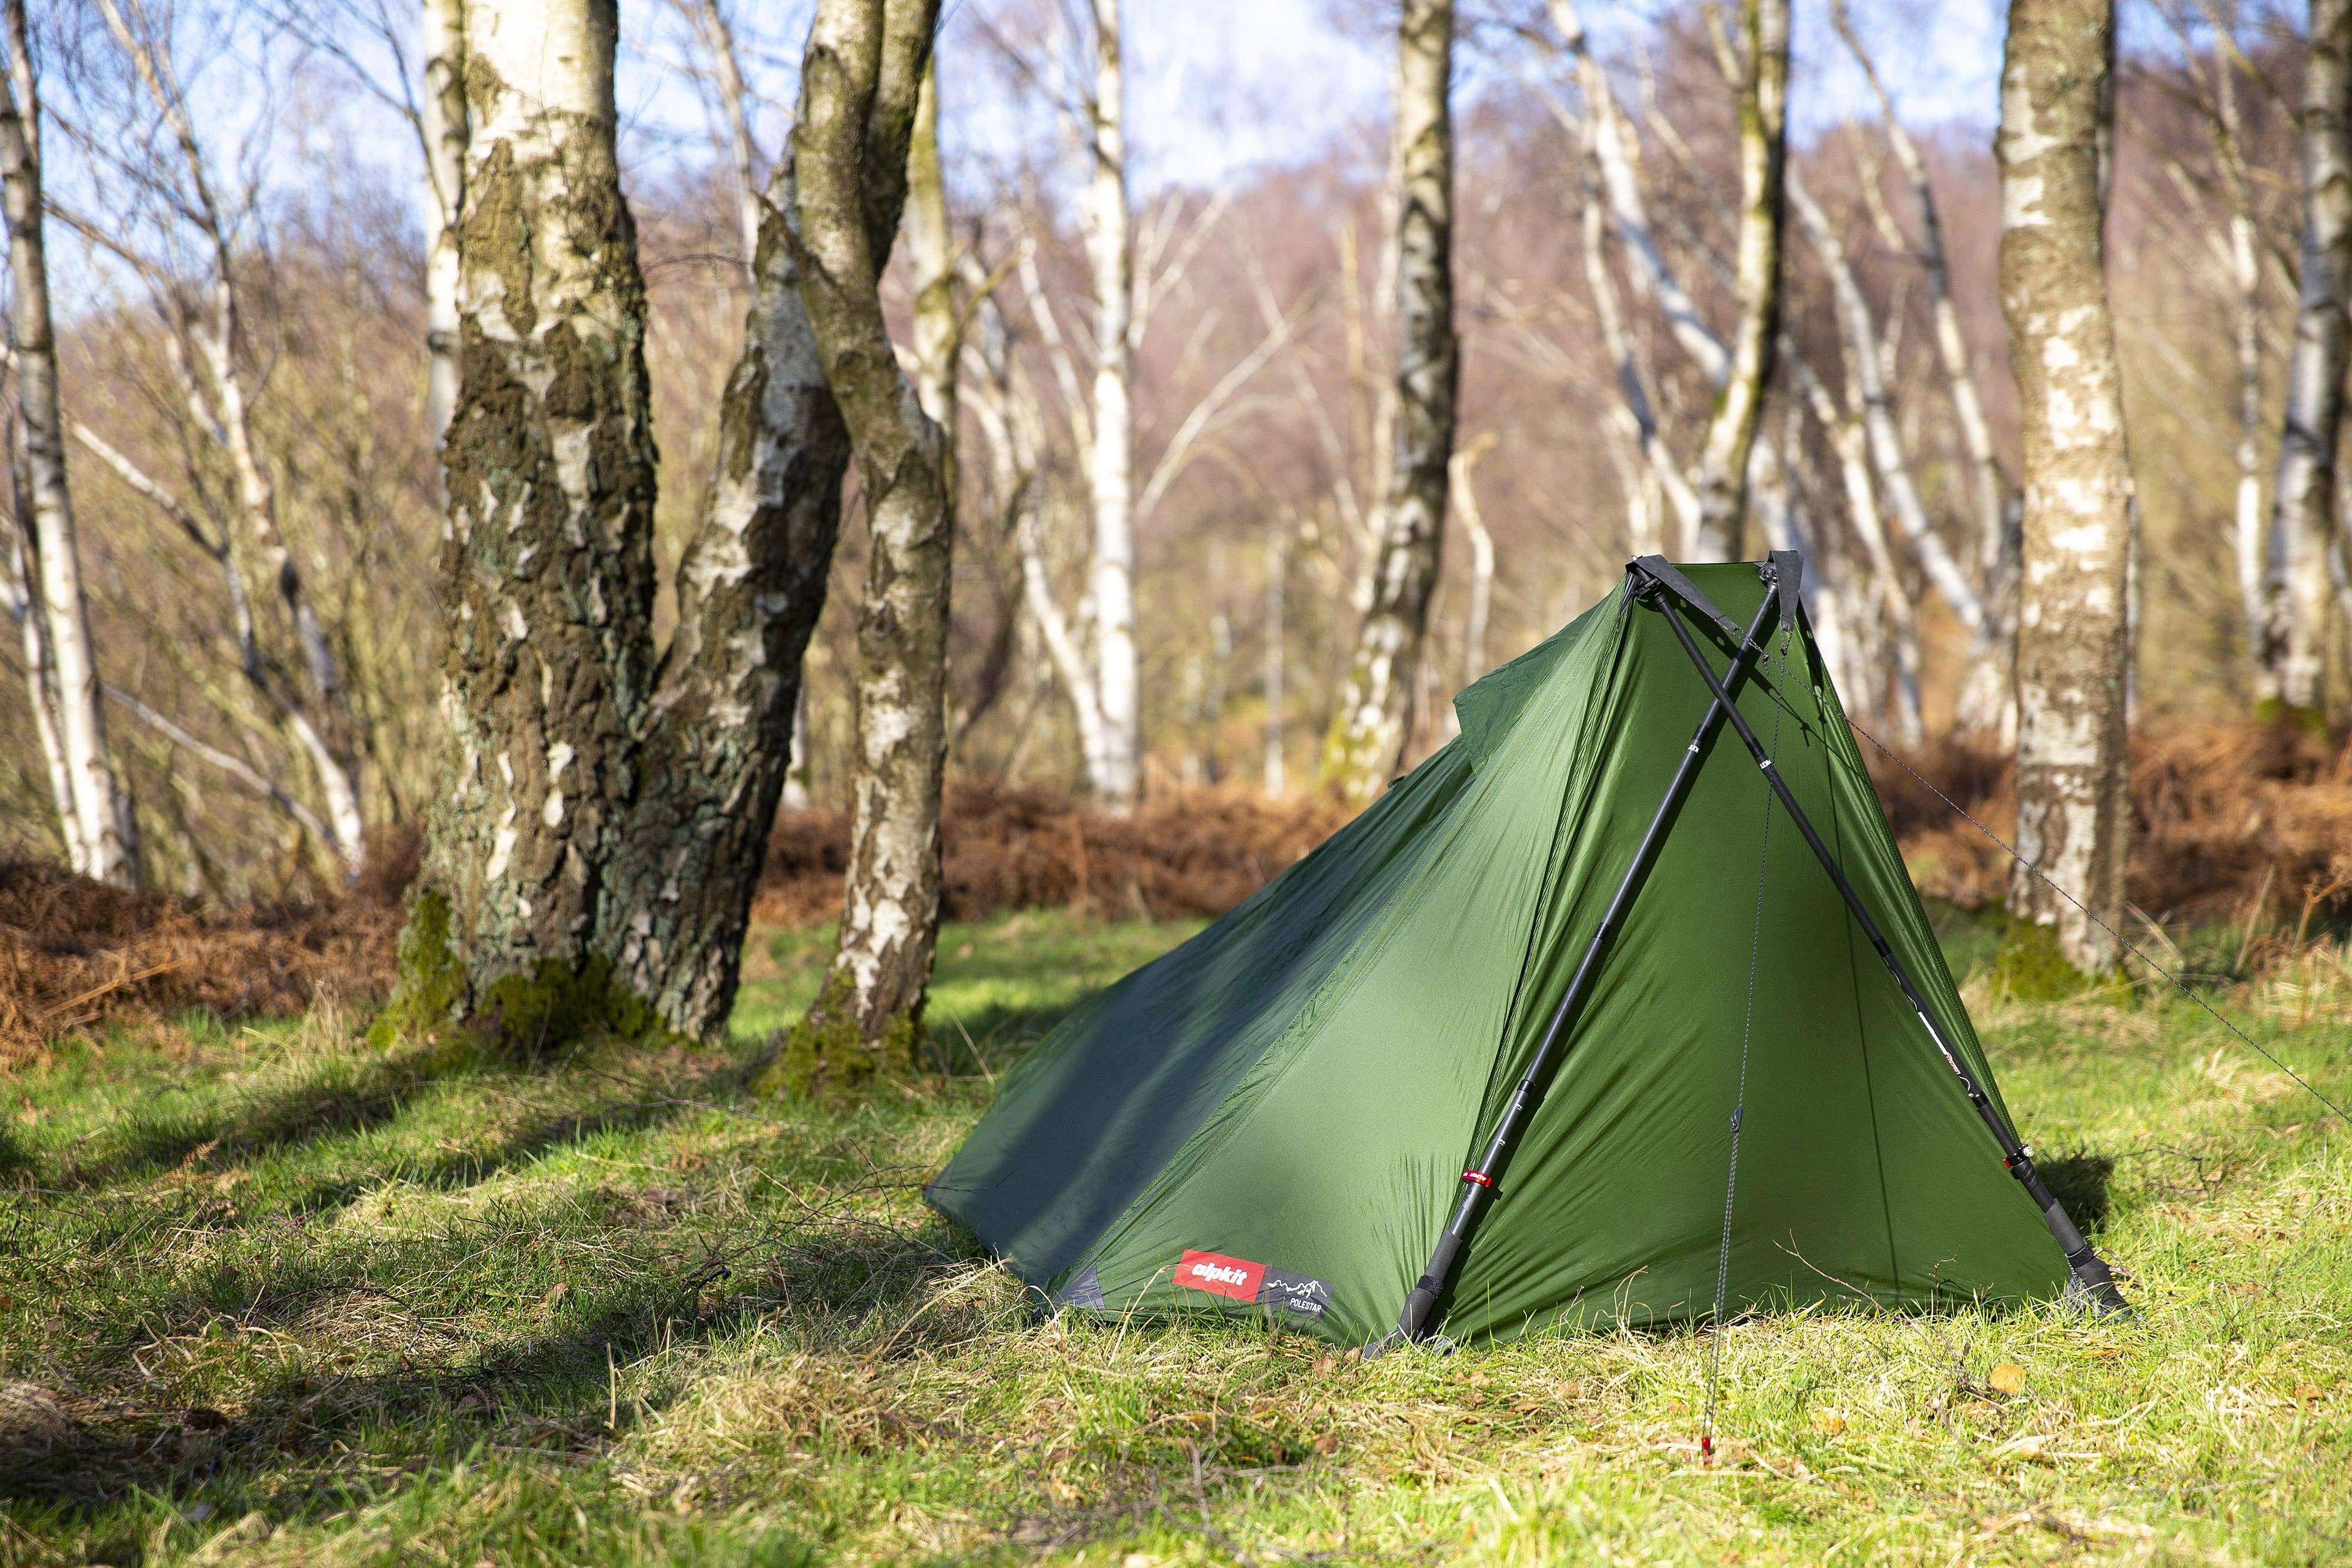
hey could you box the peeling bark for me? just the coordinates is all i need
[1321,0,1456,802]
[787,0,952,1073]
[599,163,853,1038]
[0,4,139,888]
[1997,0,2134,974]
[406,0,664,1041]
[2260,0,2352,715]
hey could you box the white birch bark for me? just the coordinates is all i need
[1083,0,1140,807]
[421,0,468,449]
[1785,340,1926,744]
[2260,0,2352,715]
[1690,0,1789,560]
[1452,434,1496,686]
[1,5,139,888]
[94,0,366,880]
[1998,0,2134,973]
[1578,165,1699,547]
[1322,0,1456,800]
[1832,0,2009,570]
[1,503,82,866]
[790,0,951,1065]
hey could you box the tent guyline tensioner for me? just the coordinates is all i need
[1384,553,2130,1352]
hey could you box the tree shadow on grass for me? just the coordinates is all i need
[54,1041,510,1191]
[1,1176,984,1543]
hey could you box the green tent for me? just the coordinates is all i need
[928,557,2122,1350]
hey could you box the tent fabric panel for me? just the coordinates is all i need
[1067,606,1629,1346]
[925,601,1618,1287]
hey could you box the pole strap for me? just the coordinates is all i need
[1629,556,1742,640]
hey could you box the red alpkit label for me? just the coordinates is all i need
[1176,1249,1265,1302]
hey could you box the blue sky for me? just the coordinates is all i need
[606,0,2011,196]
[49,0,2014,313]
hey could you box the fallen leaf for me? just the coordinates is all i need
[1812,1410,1847,1435]
[539,1281,570,1318]
[2078,1345,2121,1360]
[2294,1384,2323,1404]
[1314,1432,1339,1455]
[1989,1363,2028,1395]
[1311,1355,1335,1375]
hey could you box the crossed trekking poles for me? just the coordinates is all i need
[1380,552,2133,1375]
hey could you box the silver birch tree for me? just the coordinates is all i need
[1998,0,2135,974]
[1689,0,1789,560]
[422,0,468,450]
[0,0,139,888]
[2260,0,2352,718]
[779,0,953,1079]
[390,0,665,1045]
[1083,0,1140,807]
[1321,0,1456,801]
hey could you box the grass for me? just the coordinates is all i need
[0,906,2346,1564]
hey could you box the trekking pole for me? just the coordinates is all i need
[1384,560,1787,1349]
[1648,596,2132,1318]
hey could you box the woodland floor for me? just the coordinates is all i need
[1,909,2347,1566]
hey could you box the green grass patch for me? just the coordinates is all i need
[1,914,2347,1564]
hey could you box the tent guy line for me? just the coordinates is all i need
[1843,713,2352,1132]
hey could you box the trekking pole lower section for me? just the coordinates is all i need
[1375,563,1789,1354]
[1649,599,2132,1320]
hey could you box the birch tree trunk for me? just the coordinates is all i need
[781,0,952,1082]
[392,0,664,1047]
[597,158,856,1038]
[2,490,82,867]
[1084,0,1140,808]
[2259,0,2352,718]
[1321,0,1456,801]
[0,6,140,889]
[421,0,468,449]
[1690,0,1789,561]
[1997,0,2134,976]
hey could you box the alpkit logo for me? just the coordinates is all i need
[1177,1249,1264,1302]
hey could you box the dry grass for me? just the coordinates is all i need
[753,780,1354,928]
[1878,721,2352,930]
[0,862,400,1067]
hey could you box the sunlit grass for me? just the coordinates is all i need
[0,919,2346,1564]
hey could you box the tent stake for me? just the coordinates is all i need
[1384,564,1788,1349]
[1649,590,2132,1319]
